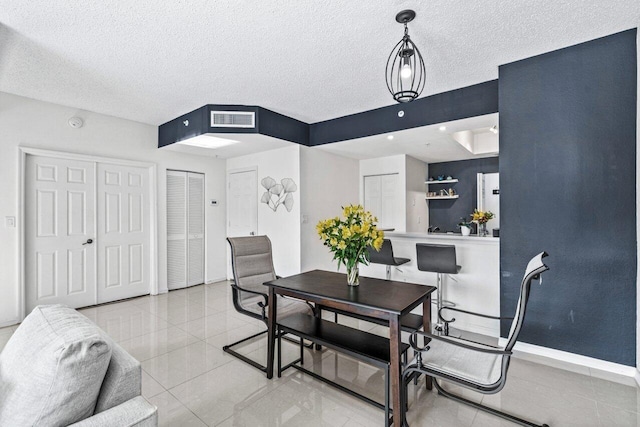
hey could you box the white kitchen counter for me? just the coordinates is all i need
[360,231,500,337]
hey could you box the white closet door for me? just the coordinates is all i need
[364,175,381,221]
[96,163,150,303]
[25,155,97,312]
[167,170,204,289]
[167,171,187,290]
[187,173,204,286]
[364,173,398,229]
[380,174,399,229]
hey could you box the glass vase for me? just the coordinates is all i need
[346,264,360,286]
[479,223,487,237]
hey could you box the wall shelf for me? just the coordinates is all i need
[426,179,458,184]
[426,195,459,200]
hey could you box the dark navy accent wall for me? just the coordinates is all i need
[159,82,499,148]
[308,80,499,146]
[499,29,637,365]
[428,158,499,232]
[257,107,309,146]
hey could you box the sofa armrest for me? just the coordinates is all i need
[69,396,157,427]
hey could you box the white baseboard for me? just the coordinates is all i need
[499,338,638,386]
[206,276,228,285]
[0,318,19,328]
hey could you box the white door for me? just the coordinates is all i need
[167,171,187,289]
[25,155,97,312]
[227,170,257,237]
[97,163,151,303]
[187,173,205,286]
[364,173,398,229]
[167,171,205,290]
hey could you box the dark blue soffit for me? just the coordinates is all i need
[157,80,499,148]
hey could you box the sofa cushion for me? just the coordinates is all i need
[0,305,112,426]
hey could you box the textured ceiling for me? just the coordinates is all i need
[0,1,638,126]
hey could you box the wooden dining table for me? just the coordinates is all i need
[264,270,436,426]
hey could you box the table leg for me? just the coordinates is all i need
[423,296,433,390]
[266,286,277,379]
[389,314,402,426]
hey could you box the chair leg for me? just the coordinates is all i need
[433,381,549,427]
[223,330,269,373]
[277,326,282,378]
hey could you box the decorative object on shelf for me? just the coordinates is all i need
[470,209,495,236]
[446,175,453,180]
[428,176,434,181]
[316,205,384,286]
[458,218,472,236]
[260,177,297,212]
[437,175,445,181]
[448,188,455,196]
[385,9,426,103]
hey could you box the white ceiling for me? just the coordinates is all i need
[0,1,637,126]
[317,113,499,163]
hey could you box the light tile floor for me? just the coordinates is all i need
[1,281,639,426]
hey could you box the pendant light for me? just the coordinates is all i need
[385,10,426,103]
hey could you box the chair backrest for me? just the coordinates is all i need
[504,252,550,352]
[367,239,395,265]
[416,243,458,274]
[227,236,277,297]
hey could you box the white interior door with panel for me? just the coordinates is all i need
[227,169,257,237]
[166,170,205,290]
[97,163,151,303]
[364,173,398,230]
[25,155,97,312]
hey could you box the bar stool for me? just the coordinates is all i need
[367,239,410,280]
[416,243,461,335]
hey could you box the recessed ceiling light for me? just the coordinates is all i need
[439,126,446,131]
[177,134,240,149]
[387,135,394,140]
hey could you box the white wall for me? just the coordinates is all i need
[359,155,407,232]
[299,146,359,273]
[226,145,301,277]
[0,92,228,326]
[405,155,428,233]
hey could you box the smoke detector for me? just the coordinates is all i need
[68,117,84,129]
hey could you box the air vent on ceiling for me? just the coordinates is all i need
[210,111,255,128]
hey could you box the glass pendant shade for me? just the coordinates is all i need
[385,10,426,103]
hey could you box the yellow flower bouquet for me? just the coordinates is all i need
[316,204,384,286]
[471,209,495,236]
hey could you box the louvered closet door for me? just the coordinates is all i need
[167,170,204,290]
[167,171,187,290]
[187,173,204,286]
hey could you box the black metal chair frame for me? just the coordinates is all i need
[402,252,550,427]
[223,237,313,373]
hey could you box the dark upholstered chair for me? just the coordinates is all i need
[402,252,550,427]
[367,239,411,280]
[225,236,313,372]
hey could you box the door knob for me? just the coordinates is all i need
[82,239,94,245]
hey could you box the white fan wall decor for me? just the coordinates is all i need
[260,176,297,212]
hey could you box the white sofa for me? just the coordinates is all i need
[0,305,158,426]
